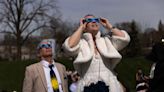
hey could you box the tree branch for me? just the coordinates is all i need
[22,24,47,45]
[6,0,17,23]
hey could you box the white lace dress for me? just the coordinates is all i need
[77,53,123,92]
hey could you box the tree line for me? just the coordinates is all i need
[0,0,164,61]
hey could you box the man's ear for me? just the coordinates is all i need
[37,50,41,58]
[37,53,41,57]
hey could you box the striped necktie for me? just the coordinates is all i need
[49,64,59,92]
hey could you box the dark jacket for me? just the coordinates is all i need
[147,42,164,92]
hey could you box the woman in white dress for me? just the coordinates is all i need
[63,14,130,92]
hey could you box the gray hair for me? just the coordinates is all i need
[37,39,56,59]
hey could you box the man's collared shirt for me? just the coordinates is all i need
[41,60,63,92]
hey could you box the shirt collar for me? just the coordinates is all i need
[41,59,55,68]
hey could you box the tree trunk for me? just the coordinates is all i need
[16,35,22,61]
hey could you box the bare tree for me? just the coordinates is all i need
[40,18,76,57]
[0,0,59,60]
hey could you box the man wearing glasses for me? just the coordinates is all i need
[23,39,68,92]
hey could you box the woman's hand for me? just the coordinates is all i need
[68,18,86,48]
[100,17,125,37]
[99,17,113,30]
[79,18,87,31]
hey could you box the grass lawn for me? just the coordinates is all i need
[0,60,36,92]
[0,56,152,92]
[116,56,153,92]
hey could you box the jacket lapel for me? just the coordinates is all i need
[55,63,63,82]
[36,63,48,91]
[55,63,66,91]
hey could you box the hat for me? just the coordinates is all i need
[146,42,164,62]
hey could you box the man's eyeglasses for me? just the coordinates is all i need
[39,44,52,49]
[83,18,100,23]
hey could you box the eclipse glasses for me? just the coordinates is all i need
[83,18,100,23]
[38,43,52,49]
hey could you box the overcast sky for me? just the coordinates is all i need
[0,0,164,40]
[58,0,164,29]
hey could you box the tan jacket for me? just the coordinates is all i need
[22,62,68,92]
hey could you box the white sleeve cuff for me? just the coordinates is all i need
[112,30,130,42]
[62,37,80,56]
[111,30,130,50]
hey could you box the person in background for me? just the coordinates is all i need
[146,38,164,92]
[62,14,130,92]
[136,68,149,92]
[69,71,80,92]
[23,39,68,92]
